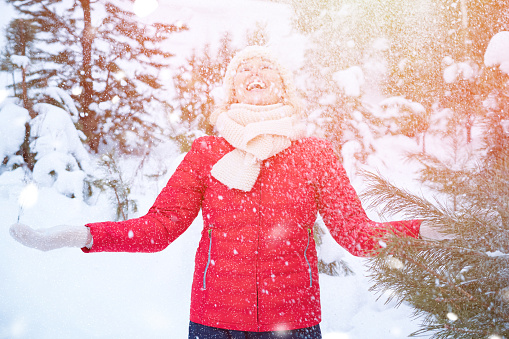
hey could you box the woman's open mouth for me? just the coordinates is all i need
[246,79,267,91]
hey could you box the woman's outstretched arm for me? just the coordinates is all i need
[10,137,211,253]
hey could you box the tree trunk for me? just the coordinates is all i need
[18,19,31,113]
[79,0,99,151]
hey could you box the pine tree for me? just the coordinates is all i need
[0,18,38,111]
[92,151,138,221]
[169,34,236,152]
[1,18,39,169]
[289,0,509,158]
[360,55,509,338]
[5,0,187,153]
[288,0,439,158]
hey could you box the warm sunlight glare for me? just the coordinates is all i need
[133,0,159,18]
[18,183,39,209]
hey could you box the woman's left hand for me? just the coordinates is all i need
[419,220,456,241]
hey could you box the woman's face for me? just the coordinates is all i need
[233,57,285,105]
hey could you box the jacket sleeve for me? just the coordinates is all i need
[82,138,208,253]
[314,139,421,257]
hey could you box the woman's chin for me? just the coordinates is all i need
[239,96,281,106]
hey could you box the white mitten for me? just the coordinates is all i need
[9,223,93,251]
[419,220,456,241]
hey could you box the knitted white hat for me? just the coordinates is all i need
[210,45,302,125]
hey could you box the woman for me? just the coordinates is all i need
[11,46,432,338]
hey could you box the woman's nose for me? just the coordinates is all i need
[250,67,261,75]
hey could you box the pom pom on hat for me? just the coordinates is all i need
[211,45,302,126]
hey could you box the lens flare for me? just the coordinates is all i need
[18,183,39,209]
[447,312,458,322]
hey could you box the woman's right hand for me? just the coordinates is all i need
[9,223,93,251]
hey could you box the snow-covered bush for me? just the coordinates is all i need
[0,86,95,201]
[0,99,29,174]
[28,88,94,200]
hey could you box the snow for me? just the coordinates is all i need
[133,0,159,18]
[10,55,30,68]
[6,1,507,338]
[379,97,426,116]
[43,87,80,123]
[332,66,365,97]
[30,103,91,172]
[484,31,509,74]
[443,61,476,83]
[0,102,29,166]
[486,251,509,258]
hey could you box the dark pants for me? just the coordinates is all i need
[188,321,322,339]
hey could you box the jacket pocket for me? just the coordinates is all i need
[203,229,212,290]
[304,228,312,288]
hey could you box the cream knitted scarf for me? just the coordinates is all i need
[211,103,306,191]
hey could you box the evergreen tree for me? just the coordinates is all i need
[92,151,138,221]
[288,0,438,158]
[1,18,39,168]
[360,44,509,338]
[289,0,509,159]
[5,0,187,153]
[0,18,38,111]
[363,140,509,338]
[169,34,236,152]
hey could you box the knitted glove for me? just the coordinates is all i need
[419,220,456,241]
[9,223,93,251]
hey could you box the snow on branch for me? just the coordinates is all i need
[43,87,80,123]
[484,31,509,74]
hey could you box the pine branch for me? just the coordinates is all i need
[359,169,456,223]
[369,236,509,337]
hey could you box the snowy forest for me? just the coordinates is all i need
[1,0,509,338]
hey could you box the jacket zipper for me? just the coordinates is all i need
[304,228,313,288]
[256,179,262,329]
[203,229,212,290]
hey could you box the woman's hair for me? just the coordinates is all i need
[210,45,303,126]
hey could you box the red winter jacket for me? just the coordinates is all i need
[83,136,420,332]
